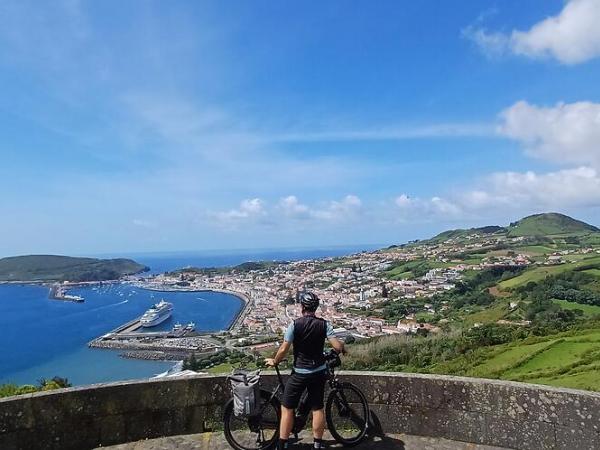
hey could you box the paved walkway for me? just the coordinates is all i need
[100,431,510,450]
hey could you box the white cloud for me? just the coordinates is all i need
[278,196,311,219]
[499,100,600,168]
[466,0,600,64]
[394,194,462,220]
[463,27,510,59]
[283,194,363,222]
[394,166,600,220]
[212,198,266,223]
[312,195,363,221]
[213,195,363,227]
[461,167,600,210]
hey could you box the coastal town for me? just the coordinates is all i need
[46,220,594,364]
[133,231,544,346]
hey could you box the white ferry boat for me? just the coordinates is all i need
[140,300,173,327]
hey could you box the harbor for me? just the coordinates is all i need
[2,267,255,386]
[88,299,222,360]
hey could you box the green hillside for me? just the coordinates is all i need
[345,324,600,392]
[430,225,506,242]
[507,213,599,237]
[0,255,148,282]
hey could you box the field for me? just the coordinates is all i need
[498,255,600,289]
[498,265,569,289]
[554,299,600,317]
[461,329,600,391]
[513,245,557,256]
[463,301,509,325]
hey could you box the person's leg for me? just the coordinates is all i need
[279,373,305,449]
[311,408,325,439]
[279,406,295,440]
[306,371,327,447]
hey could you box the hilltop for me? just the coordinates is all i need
[0,255,148,282]
[428,212,599,243]
[507,212,600,237]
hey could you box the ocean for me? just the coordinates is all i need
[0,245,377,386]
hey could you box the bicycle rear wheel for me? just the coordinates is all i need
[224,389,281,450]
[325,382,369,446]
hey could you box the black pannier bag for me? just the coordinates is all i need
[228,368,261,416]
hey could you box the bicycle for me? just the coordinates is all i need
[223,350,370,450]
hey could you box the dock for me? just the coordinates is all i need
[89,316,221,357]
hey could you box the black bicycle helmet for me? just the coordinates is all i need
[298,291,320,311]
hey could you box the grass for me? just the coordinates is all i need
[498,255,600,289]
[467,329,600,390]
[468,341,553,377]
[504,341,596,378]
[583,268,600,278]
[513,245,557,256]
[534,369,600,391]
[206,363,235,373]
[498,265,569,289]
[463,302,509,325]
[553,299,600,317]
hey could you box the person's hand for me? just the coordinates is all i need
[264,358,276,367]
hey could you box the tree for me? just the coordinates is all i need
[415,325,429,337]
[382,284,389,298]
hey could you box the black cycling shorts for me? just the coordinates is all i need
[281,370,327,411]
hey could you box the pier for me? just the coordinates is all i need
[89,316,221,358]
[49,284,84,302]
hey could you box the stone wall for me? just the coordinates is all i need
[1,372,599,450]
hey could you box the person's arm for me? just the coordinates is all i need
[326,321,346,354]
[328,336,345,354]
[265,322,294,366]
[265,341,292,366]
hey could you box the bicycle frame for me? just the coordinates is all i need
[266,358,343,435]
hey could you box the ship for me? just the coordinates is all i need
[140,300,173,327]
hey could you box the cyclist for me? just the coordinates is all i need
[265,291,345,450]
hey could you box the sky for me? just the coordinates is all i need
[1,0,600,256]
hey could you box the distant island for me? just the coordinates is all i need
[0,255,149,282]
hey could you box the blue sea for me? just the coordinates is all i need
[0,246,377,386]
[105,245,379,274]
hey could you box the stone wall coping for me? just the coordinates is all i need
[2,370,598,403]
[2,371,599,449]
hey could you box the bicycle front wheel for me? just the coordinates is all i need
[223,389,281,450]
[325,382,369,446]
